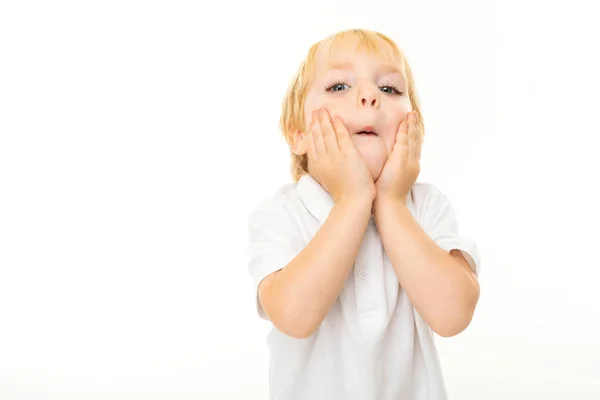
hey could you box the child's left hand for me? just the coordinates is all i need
[374,111,423,205]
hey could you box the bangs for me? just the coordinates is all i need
[323,29,406,75]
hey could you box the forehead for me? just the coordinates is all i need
[313,36,405,76]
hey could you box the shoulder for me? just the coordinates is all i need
[247,181,307,247]
[410,180,452,213]
[247,180,304,229]
[408,181,460,230]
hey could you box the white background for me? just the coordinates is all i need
[1,0,599,399]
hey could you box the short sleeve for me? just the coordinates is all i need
[422,185,481,276]
[247,198,305,320]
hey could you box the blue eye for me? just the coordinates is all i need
[325,82,404,95]
[326,82,350,92]
[380,86,404,95]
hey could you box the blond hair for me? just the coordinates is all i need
[279,28,424,183]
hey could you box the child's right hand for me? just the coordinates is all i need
[306,108,376,204]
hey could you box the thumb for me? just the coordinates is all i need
[394,120,409,148]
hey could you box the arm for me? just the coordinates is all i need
[373,197,480,337]
[259,196,372,339]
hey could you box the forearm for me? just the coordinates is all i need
[374,198,479,337]
[264,196,372,338]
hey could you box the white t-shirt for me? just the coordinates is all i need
[247,174,481,400]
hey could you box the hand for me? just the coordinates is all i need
[306,108,376,204]
[374,111,423,205]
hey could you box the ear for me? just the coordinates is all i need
[291,129,307,155]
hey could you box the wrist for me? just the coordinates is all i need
[336,194,374,211]
[374,194,407,208]
[373,195,407,218]
[336,187,376,205]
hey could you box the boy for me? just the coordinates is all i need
[247,28,481,400]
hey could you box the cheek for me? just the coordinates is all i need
[304,99,326,129]
[305,95,347,124]
[382,106,413,150]
[382,122,400,152]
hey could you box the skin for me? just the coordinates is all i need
[259,37,480,338]
[292,37,413,183]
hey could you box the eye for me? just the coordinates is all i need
[380,85,404,95]
[325,81,350,92]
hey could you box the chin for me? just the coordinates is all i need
[356,147,387,181]
[368,159,385,181]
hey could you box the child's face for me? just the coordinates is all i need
[298,38,413,181]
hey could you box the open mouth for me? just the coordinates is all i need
[356,131,378,136]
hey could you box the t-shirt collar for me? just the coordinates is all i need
[296,174,335,225]
[296,173,414,225]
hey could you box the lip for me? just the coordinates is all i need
[353,125,378,136]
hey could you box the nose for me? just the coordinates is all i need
[357,85,380,109]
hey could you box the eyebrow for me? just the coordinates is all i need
[325,61,404,76]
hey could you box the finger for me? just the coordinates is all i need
[318,109,340,153]
[331,116,352,151]
[416,113,423,159]
[415,112,424,158]
[414,112,424,143]
[408,112,421,159]
[394,119,409,151]
[312,110,326,157]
